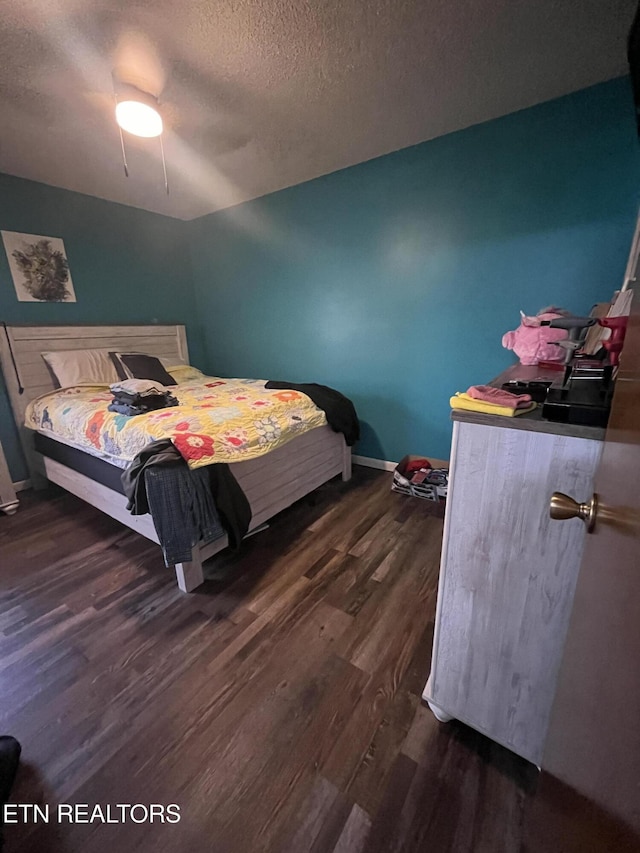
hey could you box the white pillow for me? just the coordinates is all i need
[42,348,120,388]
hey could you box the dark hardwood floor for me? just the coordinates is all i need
[0,467,537,853]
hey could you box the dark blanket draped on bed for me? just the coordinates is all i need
[265,381,360,446]
[122,439,251,566]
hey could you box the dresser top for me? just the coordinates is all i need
[450,364,606,441]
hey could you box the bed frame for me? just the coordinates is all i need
[0,324,351,592]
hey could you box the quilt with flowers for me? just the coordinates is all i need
[25,374,328,470]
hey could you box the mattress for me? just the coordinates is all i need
[34,431,125,494]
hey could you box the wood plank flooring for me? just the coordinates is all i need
[0,467,537,853]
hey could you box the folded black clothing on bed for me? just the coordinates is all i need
[108,391,179,417]
[265,380,360,446]
[111,390,171,403]
[122,439,251,563]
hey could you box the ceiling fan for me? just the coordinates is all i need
[111,31,169,193]
[109,30,251,196]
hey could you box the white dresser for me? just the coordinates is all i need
[423,370,604,766]
[0,439,19,515]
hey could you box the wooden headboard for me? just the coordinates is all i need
[0,324,188,479]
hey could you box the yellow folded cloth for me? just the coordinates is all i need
[450,392,537,418]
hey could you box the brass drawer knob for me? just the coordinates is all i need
[550,492,599,533]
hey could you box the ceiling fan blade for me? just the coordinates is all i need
[112,29,166,98]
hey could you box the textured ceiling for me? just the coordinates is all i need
[0,0,637,220]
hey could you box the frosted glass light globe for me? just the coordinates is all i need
[115,100,163,138]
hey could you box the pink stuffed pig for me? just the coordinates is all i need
[502,309,568,366]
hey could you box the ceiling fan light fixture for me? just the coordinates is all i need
[112,75,168,193]
[115,98,163,138]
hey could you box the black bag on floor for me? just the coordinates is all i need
[0,736,21,852]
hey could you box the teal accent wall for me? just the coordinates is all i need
[0,174,201,480]
[189,77,640,463]
[1,78,639,482]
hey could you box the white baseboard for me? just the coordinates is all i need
[352,455,398,472]
[352,454,450,472]
[13,479,31,492]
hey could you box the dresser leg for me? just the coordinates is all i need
[423,674,455,723]
[427,700,454,723]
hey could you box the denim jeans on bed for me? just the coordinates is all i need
[144,465,225,566]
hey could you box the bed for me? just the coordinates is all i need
[0,324,351,592]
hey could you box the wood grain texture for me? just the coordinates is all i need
[37,424,349,591]
[427,420,602,765]
[0,468,537,853]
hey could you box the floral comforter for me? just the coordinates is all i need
[25,374,328,469]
